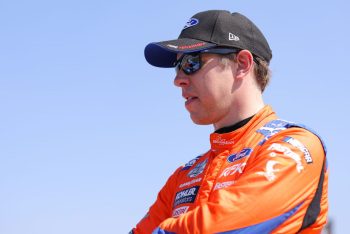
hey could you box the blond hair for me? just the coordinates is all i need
[221,54,271,92]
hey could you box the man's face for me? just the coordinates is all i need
[174,53,237,127]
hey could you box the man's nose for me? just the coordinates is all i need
[174,72,190,87]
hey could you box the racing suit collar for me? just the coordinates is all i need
[210,105,275,151]
[214,115,254,134]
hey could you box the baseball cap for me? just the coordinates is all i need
[144,10,272,68]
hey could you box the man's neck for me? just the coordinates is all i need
[214,115,255,134]
[213,73,265,131]
[213,101,265,131]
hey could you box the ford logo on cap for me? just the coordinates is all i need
[183,18,199,30]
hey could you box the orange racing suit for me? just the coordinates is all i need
[131,106,328,234]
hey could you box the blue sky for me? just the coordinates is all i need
[0,1,349,233]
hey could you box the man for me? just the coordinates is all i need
[130,10,328,234]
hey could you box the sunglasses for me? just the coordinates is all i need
[174,48,240,75]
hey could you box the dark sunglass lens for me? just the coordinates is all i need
[182,54,200,75]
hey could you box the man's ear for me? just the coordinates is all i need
[235,50,254,79]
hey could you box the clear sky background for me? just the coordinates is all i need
[0,1,348,233]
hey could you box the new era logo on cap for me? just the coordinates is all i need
[229,33,239,41]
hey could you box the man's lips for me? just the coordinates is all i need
[183,95,199,108]
[182,92,198,100]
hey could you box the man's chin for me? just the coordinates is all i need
[190,115,213,126]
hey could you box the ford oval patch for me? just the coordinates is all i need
[227,148,253,163]
[183,18,199,30]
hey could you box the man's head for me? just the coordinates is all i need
[144,10,272,128]
[145,11,271,65]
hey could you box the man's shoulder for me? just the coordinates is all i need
[179,154,204,171]
[256,119,326,150]
[254,119,327,171]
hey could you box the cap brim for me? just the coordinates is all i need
[144,38,216,68]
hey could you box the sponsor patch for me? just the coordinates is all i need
[227,148,252,163]
[181,155,202,171]
[214,181,235,190]
[178,42,205,50]
[172,206,189,217]
[183,18,199,30]
[268,143,304,173]
[283,137,313,164]
[179,178,202,189]
[187,159,208,178]
[212,136,234,145]
[173,186,199,207]
[219,163,246,178]
[256,160,281,181]
[257,119,297,145]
